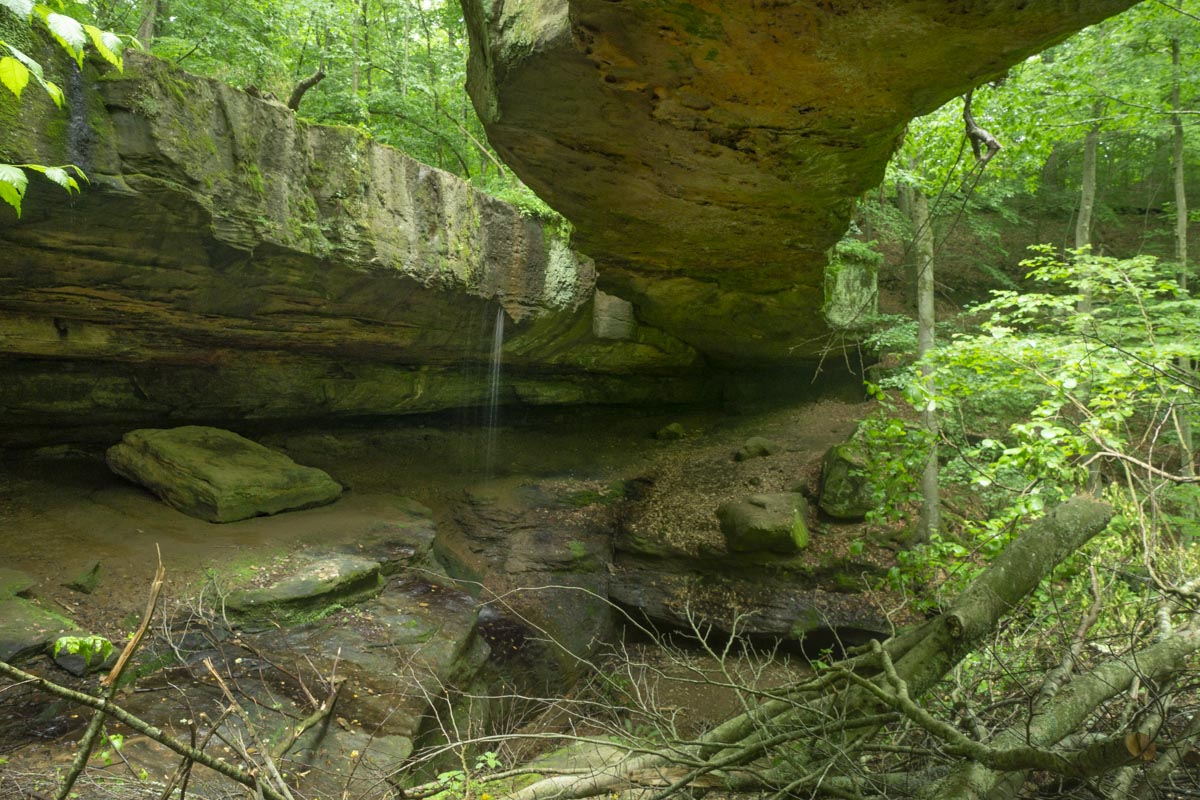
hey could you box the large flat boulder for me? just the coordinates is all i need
[0,597,76,664]
[106,426,342,522]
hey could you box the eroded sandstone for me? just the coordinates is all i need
[463,0,1139,363]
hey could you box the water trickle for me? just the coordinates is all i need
[65,65,92,173]
[483,306,506,478]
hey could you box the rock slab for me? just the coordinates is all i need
[224,555,384,623]
[107,426,342,522]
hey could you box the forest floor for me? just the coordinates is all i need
[0,390,877,793]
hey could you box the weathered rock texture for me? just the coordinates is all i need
[106,426,343,522]
[0,47,700,442]
[463,0,1138,363]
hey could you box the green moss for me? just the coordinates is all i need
[243,162,265,194]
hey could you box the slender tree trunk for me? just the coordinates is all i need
[135,0,159,44]
[1171,28,1195,479]
[911,180,940,542]
[1076,103,1103,313]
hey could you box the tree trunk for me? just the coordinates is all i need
[911,182,940,542]
[135,0,159,44]
[1171,27,1194,479]
[1075,103,1103,313]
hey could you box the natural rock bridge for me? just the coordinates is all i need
[0,1,1137,436]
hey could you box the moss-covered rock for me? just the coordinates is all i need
[223,555,384,623]
[734,435,779,461]
[819,435,875,521]
[716,493,809,554]
[106,426,342,522]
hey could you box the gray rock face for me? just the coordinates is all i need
[0,50,701,442]
[106,426,342,522]
[717,493,809,554]
[435,478,621,681]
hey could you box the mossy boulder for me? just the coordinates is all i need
[717,493,809,554]
[107,426,342,522]
[0,598,77,663]
[819,436,875,521]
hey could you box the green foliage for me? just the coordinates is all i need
[0,1,122,216]
[431,751,503,800]
[866,248,1199,607]
[53,634,114,667]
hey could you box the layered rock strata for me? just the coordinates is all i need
[0,49,699,442]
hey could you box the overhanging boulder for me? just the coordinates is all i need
[463,0,1138,363]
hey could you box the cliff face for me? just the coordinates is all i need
[462,0,1138,364]
[0,51,700,442]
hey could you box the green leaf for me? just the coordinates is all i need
[83,24,123,70]
[0,55,29,99]
[40,10,86,66]
[0,163,28,217]
[4,44,45,80]
[27,164,80,193]
[41,77,62,107]
[0,0,34,19]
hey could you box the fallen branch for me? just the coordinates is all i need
[0,659,289,800]
[56,552,165,800]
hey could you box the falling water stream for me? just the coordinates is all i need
[483,306,505,478]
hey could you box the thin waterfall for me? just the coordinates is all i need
[66,65,92,172]
[483,307,505,478]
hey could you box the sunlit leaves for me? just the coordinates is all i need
[0,0,34,19]
[84,24,124,70]
[0,54,29,98]
[0,163,29,217]
[38,8,88,67]
[1,42,64,106]
[0,163,82,217]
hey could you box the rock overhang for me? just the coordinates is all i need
[463,0,1141,363]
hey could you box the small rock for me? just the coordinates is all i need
[65,561,102,594]
[592,290,637,340]
[655,422,686,440]
[734,435,780,461]
[716,493,809,553]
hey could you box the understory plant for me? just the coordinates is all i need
[864,246,1199,604]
